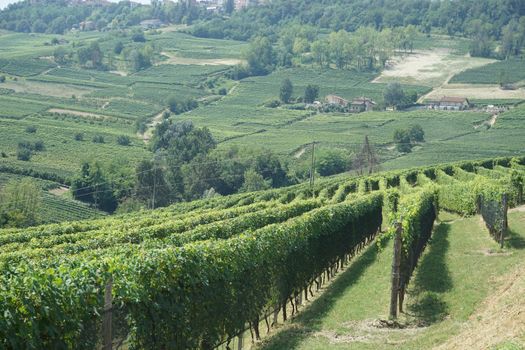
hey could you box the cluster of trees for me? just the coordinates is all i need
[52,32,154,72]
[0,178,41,228]
[238,25,417,77]
[72,121,293,212]
[0,0,210,34]
[383,82,418,109]
[276,79,319,105]
[393,125,425,153]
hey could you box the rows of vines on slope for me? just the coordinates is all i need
[0,193,384,349]
[0,200,322,264]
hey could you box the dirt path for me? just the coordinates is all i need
[434,264,525,350]
[474,113,499,130]
[140,110,166,143]
[294,145,308,158]
[48,186,69,196]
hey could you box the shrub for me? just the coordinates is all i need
[218,88,227,96]
[92,135,105,143]
[167,97,198,114]
[117,135,131,146]
[0,75,5,83]
[114,41,124,54]
[74,133,84,141]
[33,140,45,151]
[263,99,281,108]
[1,151,7,158]
[25,125,37,133]
[16,147,31,161]
[131,32,146,42]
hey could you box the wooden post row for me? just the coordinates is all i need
[501,193,508,249]
[103,278,113,350]
[389,222,402,320]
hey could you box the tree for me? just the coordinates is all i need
[354,136,378,175]
[384,82,405,108]
[117,135,131,146]
[53,47,68,65]
[245,36,275,75]
[71,161,118,212]
[134,159,171,209]
[132,31,146,42]
[0,179,42,228]
[311,40,330,67]
[0,76,5,83]
[16,144,31,161]
[129,49,151,71]
[279,78,293,104]
[393,129,412,153]
[224,0,234,15]
[240,169,270,192]
[304,84,319,103]
[316,150,349,176]
[114,41,124,54]
[409,124,425,142]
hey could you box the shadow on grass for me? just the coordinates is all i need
[408,223,452,325]
[506,229,525,250]
[260,238,390,350]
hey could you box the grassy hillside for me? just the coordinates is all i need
[258,209,525,350]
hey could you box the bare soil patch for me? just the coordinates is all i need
[373,49,496,87]
[160,52,244,66]
[3,80,94,98]
[49,186,69,196]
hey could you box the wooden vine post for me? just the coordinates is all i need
[389,222,402,319]
[103,278,113,350]
[501,193,508,249]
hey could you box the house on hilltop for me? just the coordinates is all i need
[427,96,470,111]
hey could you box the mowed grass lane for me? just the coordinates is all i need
[258,210,525,349]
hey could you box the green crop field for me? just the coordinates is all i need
[450,58,525,85]
[0,28,524,224]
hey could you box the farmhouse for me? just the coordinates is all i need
[326,95,376,112]
[326,94,349,107]
[427,96,471,111]
[349,97,376,112]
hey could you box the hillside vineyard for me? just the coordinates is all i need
[0,156,523,348]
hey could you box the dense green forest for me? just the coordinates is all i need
[2,0,525,61]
